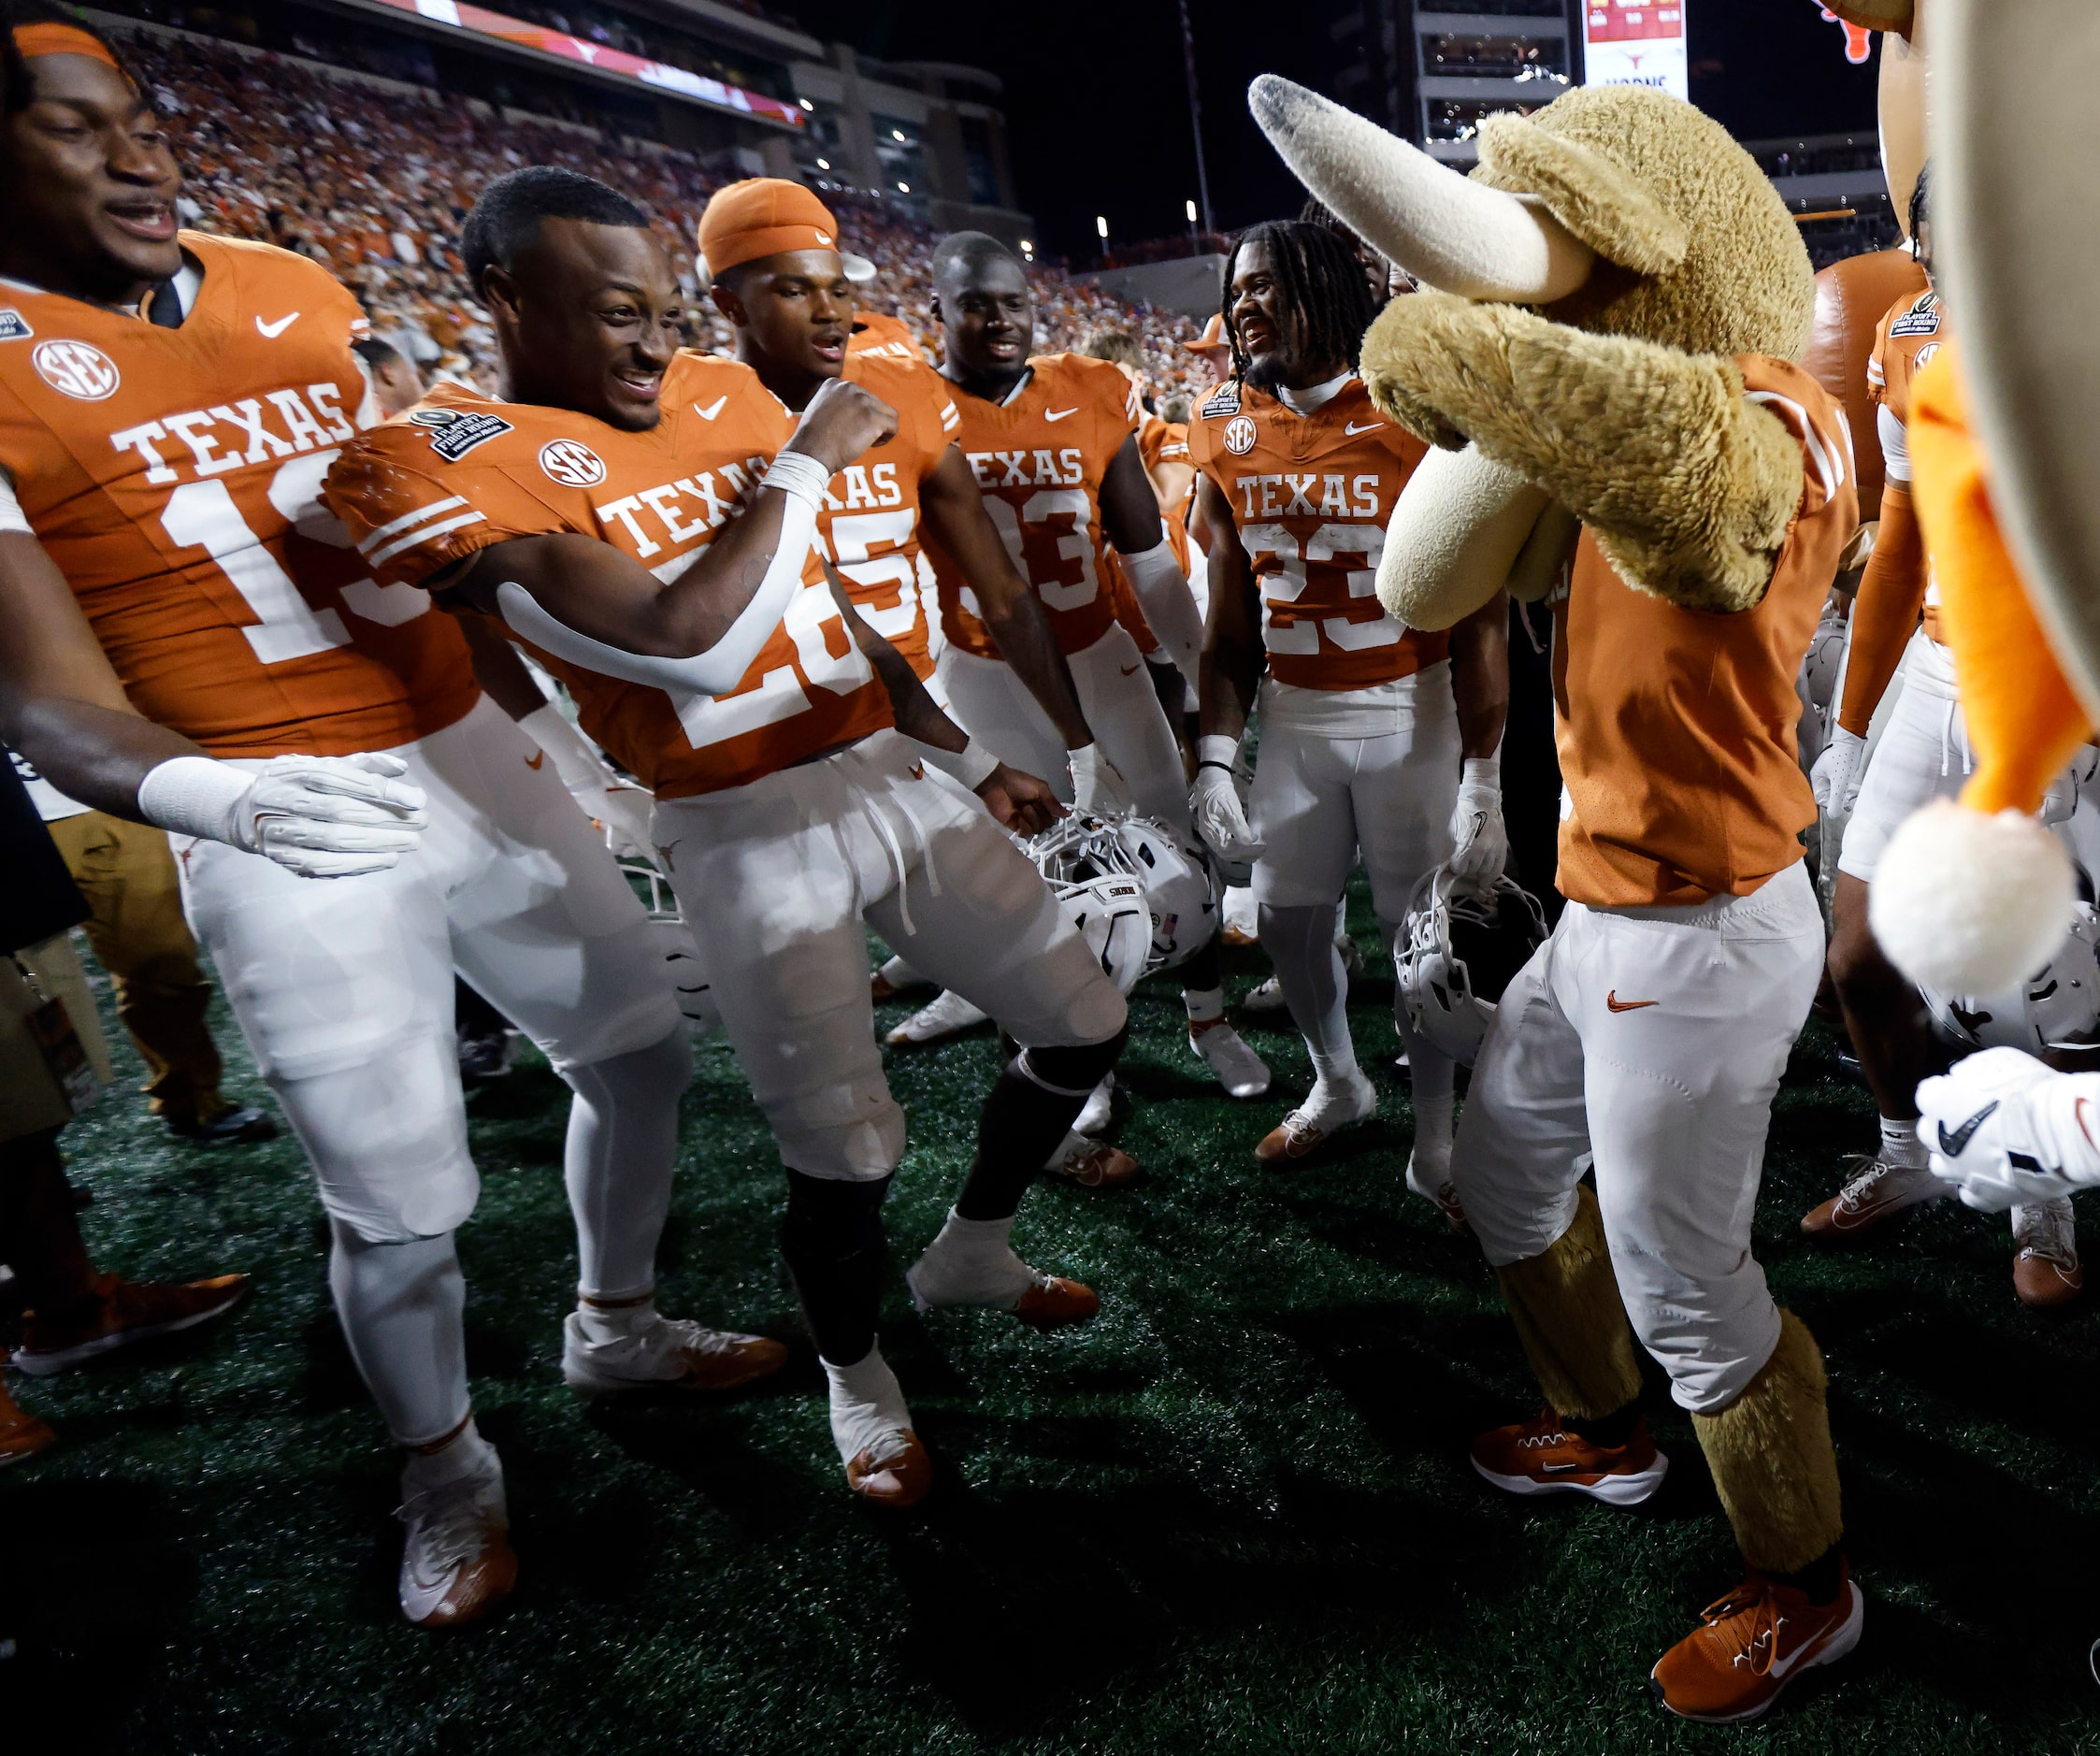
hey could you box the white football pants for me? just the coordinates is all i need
[1451,861,1824,1414]
[937,623,1189,828]
[1837,633,1969,885]
[652,728,1128,1183]
[174,694,682,1244]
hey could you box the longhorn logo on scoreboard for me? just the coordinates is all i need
[33,338,120,401]
[1582,3,1690,102]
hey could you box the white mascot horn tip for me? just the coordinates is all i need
[1867,799,2077,995]
[1246,74,1594,303]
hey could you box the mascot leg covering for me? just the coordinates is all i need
[1691,1310,1845,1575]
[1494,1184,1644,1421]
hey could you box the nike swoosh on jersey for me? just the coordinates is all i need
[1344,420,1383,436]
[1604,991,1658,1013]
[691,396,727,420]
[1936,1101,1998,1156]
[255,312,300,338]
[1044,408,1079,422]
[525,751,545,770]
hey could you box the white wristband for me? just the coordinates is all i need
[137,755,251,844]
[913,734,1000,791]
[1198,734,1238,772]
[1461,753,1501,789]
[763,448,834,514]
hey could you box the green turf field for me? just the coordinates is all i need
[9,890,2100,1755]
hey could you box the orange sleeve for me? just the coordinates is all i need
[1835,482,1926,736]
[324,441,568,589]
[1908,344,2093,814]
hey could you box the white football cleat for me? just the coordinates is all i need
[870,954,927,1002]
[1189,1018,1272,1098]
[1073,1073,1115,1136]
[1241,974,1289,1015]
[885,988,990,1045]
[396,1438,515,1630]
[561,1304,789,1395]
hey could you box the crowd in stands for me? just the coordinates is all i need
[111,25,1221,408]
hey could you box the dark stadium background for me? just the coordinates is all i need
[794,0,1883,262]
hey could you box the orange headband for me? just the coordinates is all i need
[11,23,122,68]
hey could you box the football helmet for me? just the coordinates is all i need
[616,850,720,1039]
[1396,866,1549,1066]
[1027,811,1217,973]
[1922,902,2100,1057]
[1054,872,1153,995]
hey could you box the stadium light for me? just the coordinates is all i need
[892,128,907,142]
[1096,215,1108,239]
[898,182,910,193]
[1186,199,1197,223]
[798,97,813,111]
[815,157,829,169]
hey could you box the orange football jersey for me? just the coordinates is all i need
[1552,355,1858,908]
[808,351,959,680]
[845,309,928,363]
[1865,287,1944,428]
[323,352,890,799]
[1188,377,1446,691]
[0,233,477,756]
[925,352,1140,660]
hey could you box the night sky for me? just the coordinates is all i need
[784,0,1883,262]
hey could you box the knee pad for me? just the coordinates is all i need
[275,1031,478,1243]
[781,1169,892,1265]
[1016,1027,1129,1100]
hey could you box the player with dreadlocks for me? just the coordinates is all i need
[1188,220,1511,1203]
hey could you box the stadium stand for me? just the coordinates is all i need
[102,19,1220,404]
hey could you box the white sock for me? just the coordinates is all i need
[404,1416,496,1489]
[1406,1032,1457,1150]
[823,1344,913,1467]
[564,1027,689,1302]
[1880,1115,1929,1171]
[910,1207,1035,1307]
[329,1223,471,1448]
[1263,902,1359,1087]
[1184,986,1225,1027]
[575,1293,657,1344]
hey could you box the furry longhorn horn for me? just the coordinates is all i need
[1247,74,1594,303]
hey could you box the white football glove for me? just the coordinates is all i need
[1916,1045,2100,1212]
[1447,756,1508,886]
[1068,741,1135,817]
[1811,724,1867,816]
[595,784,655,859]
[137,752,428,879]
[1190,738,1264,864]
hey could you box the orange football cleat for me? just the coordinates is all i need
[1650,1565,1863,1722]
[1470,1406,1669,1506]
[1011,1273,1100,1329]
[846,1431,932,1509]
[0,1382,56,1467]
[13,1271,248,1375]
[1047,1138,1140,1188]
[1799,1157,1942,1240]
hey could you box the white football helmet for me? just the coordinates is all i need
[1054,872,1153,995]
[1797,611,1849,770]
[1027,811,1217,973]
[615,850,720,1040]
[1922,902,2100,1057]
[1396,865,1549,1067]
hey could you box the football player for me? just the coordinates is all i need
[911,231,1271,1101]
[324,167,1131,1512]
[1802,165,2082,1305]
[1189,221,1508,1200]
[0,24,775,1631]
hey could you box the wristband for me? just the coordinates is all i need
[137,755,250,844]
[913,734,1000,791]
[763,448,834,514]
[1461,753,1501,790]
[1198,734,1239,773]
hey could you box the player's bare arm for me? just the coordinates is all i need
[1193,472,1265,746]
[1101,432,1202,682]
[1449,590,1511,760]
[0,528,204,813]
[824,564,1061,835]
[917,443,1094,749]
